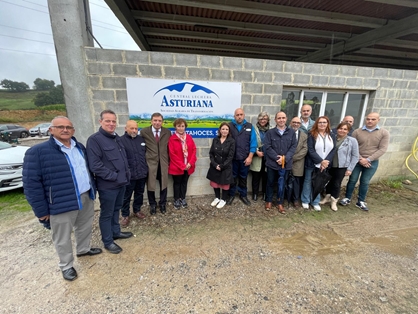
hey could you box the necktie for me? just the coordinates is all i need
[155,130,159,142]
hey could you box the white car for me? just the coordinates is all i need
[0,142,30,192]
[29,123,51,137]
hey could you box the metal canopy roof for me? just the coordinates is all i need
[104,0,418,69]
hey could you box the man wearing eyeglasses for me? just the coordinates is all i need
[87,110,132,255]
[23,116,101,281]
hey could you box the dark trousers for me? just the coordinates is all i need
[121,178,147,217]
[98,186,126,247]
[147,163,167,206]
[288,175,303,202]
[172,171,190,200]
[326,167,347,198]
[229,159,250,197]
[214,188,229,200]
[266,167,289,204]
[251,159,267,196]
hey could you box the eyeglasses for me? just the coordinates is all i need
[51,125,75,130]
[259,118,268,121]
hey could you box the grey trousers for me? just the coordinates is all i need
[50,192,94,271]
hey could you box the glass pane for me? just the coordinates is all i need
[346,94,366,129]
[303,91,323,121]
[324,93,345,129]
[281,90,301,119]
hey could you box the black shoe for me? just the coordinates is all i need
[226,196,235,205]
[62,267,77,281]
[240,195,251,206]
[160,204,166,214]
[105,242,122,254]
[173,199,181,210]
[150,204,157,215]
[181,199,188,208]
[113,231,133,240]
[252,194,258,202]
[76,248,103,257]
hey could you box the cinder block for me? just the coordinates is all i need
[125,51,149,64]
[211,69,232,81]
[265,60,284,72]
[393,109,408,116]
[403,70,417,80]
[273,73,292,84]
[385,118,399,126]
[85,48,97,61]
[371,99,387,108]
[346,78,363,88]
[388,99,402,108]
[92,90,115,101]
[329,76,346,87]
[393,80,408,89]
[232,71,252,82]
[407,81,418,89]
[375,89,387,98]
[293,74,311,85]
[102,77,127,89]
[89,76,101,89]
[402,100,417,108]
[262,106,280,116]
[188,68,210,80]
[105,101,129,114]
[241,94,251,105]
[175,54,198,67]
[253,95,271,105]
[96,49,123,63]
[113,64,138,76]
[312,76,329,86]
[363,78,379,89]
[150,52,174,65]
[407,109,418,117]
[303,63,322,75]
[388,69,404,79]
[271,94,282,106]
[200,55,221,68]
[254,72,272,83]
[243,83,263,94]
[264,84,282,94]
[379,79,394,88]
[378,108,394,116]
[116,90,128,102]
[223,57,243,69]
[322,64,339,76]
[386,90,399,99]
[357,67,373,78]
[399,90,414,99]
[373,68,389,78]
[340,67,357,77]
[164,67,187,79]
[93,101,104,114]
[200,147,210,157]
[194,138,211,147]
[244,59,264,71]
[284,62,303,73]
[87,62,111,75]
[139,65,163,77]
[243,104,262,115]
[117,114,129,126]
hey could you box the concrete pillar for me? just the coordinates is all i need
[47,0,95,143]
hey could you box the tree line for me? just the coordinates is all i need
[0,78,64,107]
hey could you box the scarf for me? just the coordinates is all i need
[256,122,270,132]
[176,132,188,165]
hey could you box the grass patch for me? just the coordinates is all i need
[0,189,31,212]
[379,176,406,189]
[0,90,39,110]
[39,104,66,111]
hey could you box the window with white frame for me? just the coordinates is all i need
[281,89,369,129]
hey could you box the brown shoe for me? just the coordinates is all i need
[121,216,129,227]
[134,211,146,219]
[293,201,301,208]
[277,204,286,214]
[265,202,272,211]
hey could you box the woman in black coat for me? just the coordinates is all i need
[206,122,235,209]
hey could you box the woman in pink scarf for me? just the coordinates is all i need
[168,118,197,209]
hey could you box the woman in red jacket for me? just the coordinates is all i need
[168,118,197,209]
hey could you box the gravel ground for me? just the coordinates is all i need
[1,183,418,314]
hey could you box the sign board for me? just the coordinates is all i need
[126,78,242,138]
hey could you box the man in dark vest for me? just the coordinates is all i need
[226,108,257,206]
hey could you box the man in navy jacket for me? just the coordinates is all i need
[23,116,101,281]
[87,110,132,255]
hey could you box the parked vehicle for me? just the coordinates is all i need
[0,142,30,192]
[0,124,29,139]
[29,123,51,137]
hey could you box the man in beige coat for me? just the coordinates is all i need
[289,116,308,208]
[140,113,171,215]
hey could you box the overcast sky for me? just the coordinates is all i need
[0,0,139,87]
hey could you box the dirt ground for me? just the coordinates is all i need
[1,182,418,314]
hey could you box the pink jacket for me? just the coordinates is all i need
[168,133,197,175]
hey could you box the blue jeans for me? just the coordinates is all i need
[265,167,288,204]
[121,178,146,217]
[229,159,250,197]
[98,187,126,247]
[345,160,379,202]
[301,167,320,205]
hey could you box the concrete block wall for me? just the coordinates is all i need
[84,48,418,197]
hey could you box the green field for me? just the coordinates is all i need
[0,90,40,110]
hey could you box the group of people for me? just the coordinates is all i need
[22,105,389,281]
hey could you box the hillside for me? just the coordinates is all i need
[0,89,40,110]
